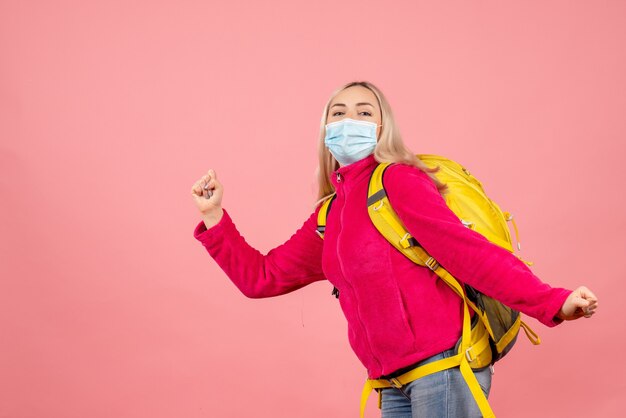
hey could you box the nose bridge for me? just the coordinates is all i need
[342,107,356,119]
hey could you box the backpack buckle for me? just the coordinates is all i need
[372,200,384,211]
[400,233,412,249]
[387,378,403,388]
[425,257,439,271]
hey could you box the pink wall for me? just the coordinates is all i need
[1,1,624,417]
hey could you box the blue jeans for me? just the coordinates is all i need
[379,349,492,418]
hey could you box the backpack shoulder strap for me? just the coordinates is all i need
[317,194,341,299]
[367,162,428,266]
[367,161,484,311]
[316,194,336,239]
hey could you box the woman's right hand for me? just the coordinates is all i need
[191,169,224,227]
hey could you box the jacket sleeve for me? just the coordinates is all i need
[193,206,326,298]
[383,163,572,327]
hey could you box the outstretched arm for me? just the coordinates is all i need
[383,163,598,326]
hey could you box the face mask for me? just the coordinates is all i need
[324,118,381,166]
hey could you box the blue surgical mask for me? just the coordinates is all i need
[324,118,381,166]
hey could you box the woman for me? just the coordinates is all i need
[190,81,598,417]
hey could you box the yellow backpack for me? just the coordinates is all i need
[316,154,541,418]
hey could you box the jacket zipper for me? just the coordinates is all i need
[334,171,382,375]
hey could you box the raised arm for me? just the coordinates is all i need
[193,208,326,298]
[190,168,325,298]
[383,163,573,327]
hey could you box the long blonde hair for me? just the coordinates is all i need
[314,80,448,208]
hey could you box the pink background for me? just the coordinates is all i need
[1,1,624,417]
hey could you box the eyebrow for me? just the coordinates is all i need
[330,102,375,108]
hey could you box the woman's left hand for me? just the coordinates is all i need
[556,286,598,321]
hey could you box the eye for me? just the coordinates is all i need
[359,111,372,116]
[332,111,344,116]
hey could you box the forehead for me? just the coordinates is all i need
[330,86,378,107]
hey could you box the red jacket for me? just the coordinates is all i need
[193,153,571,379]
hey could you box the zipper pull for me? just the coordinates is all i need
[336,172,342,182]
[504,211,521,251]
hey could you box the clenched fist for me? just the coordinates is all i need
[190,169,224,228]
[556,286,598,321]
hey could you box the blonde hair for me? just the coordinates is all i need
[314,80,448,208]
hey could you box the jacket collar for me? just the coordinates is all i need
[330,153,380,187]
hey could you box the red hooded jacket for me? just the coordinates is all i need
[193,153,571,379]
